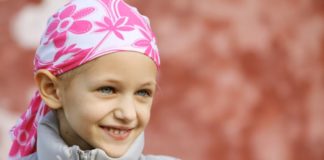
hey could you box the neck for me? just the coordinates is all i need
[56,109,93,150]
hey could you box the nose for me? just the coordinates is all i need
[114,95,137,123]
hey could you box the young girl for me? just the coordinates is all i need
[9,0,178,159]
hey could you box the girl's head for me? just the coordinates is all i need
[10,0,159,158]
[36,51,157,157]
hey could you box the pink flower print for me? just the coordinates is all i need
[53,44,81,63]
[44,5,95,48]
[51,44,92,74]
[134,29,159,64]
[95,17,134,40]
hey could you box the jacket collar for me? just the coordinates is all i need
[36,111,144,160]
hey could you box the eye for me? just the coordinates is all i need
[136,89,152,97]
[97,86,116,95]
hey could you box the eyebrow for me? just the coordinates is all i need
[140,81,157,87]
[103,79,122,84]
[101,79,156,87]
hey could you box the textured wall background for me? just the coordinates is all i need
[1,0,324,160]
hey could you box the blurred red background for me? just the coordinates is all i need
[1,0,324,160]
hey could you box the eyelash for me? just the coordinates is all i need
[97,86,152,97]
[97,86,116,95]
[136,89,152,97]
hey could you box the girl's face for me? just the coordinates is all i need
[57,52,157,158]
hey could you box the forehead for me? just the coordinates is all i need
[72,51,158,84]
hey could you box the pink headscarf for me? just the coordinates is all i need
[9,0,159,158]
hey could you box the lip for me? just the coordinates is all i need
[100,125,133,141]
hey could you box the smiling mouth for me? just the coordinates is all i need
[100,126,133,141]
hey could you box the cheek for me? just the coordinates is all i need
[64,97,111,125]
[138,104,152,127]
[75,103,113,122]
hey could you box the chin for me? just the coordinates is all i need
[99,130,142,157]
[100,141,134,158]
[104,147,128,158]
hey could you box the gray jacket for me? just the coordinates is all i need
[19,111,178,160]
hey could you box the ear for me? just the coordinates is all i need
[34,69,63,109]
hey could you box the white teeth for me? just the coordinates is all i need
[108,128,128,135]
[113,129,119,135]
